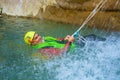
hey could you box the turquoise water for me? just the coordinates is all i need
[0,16,120,80]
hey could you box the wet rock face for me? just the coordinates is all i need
[42,0,120,31]
[56,0,120,11]
[64,0,89,3]
[57,0,89,5]
[0,0,56,16]
[42,6,120,31]
[0,0,120,31]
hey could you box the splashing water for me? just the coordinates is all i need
[0,16,120,80]
[43,32,120,80]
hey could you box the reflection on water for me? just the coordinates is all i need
[0,16,120,80]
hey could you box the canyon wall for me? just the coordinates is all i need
[0,0,120,31]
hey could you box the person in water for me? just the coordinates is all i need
[24,31,76,57]
[24,31,106,57]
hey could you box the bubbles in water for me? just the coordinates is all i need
[39,32,120,80]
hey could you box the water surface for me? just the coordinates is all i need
[0,16,120,80]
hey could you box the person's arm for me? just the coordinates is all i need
[61,35,74,53]
[39,35,74,57]
[57,35,74,41]
[56,38,65,41]
[61,41,71,53]
[39,42,71,57]
[39,48,62,57]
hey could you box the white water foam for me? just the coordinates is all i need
[43,32,120,80]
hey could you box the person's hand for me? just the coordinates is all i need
[64,35,74,42]
[64,35,70,40]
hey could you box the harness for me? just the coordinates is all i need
[32,36,75,50]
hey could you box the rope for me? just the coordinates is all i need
[72,0,107,37]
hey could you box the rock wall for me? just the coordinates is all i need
[0,0,56,16]
[0,0,120,31]
[56,0,120,11]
